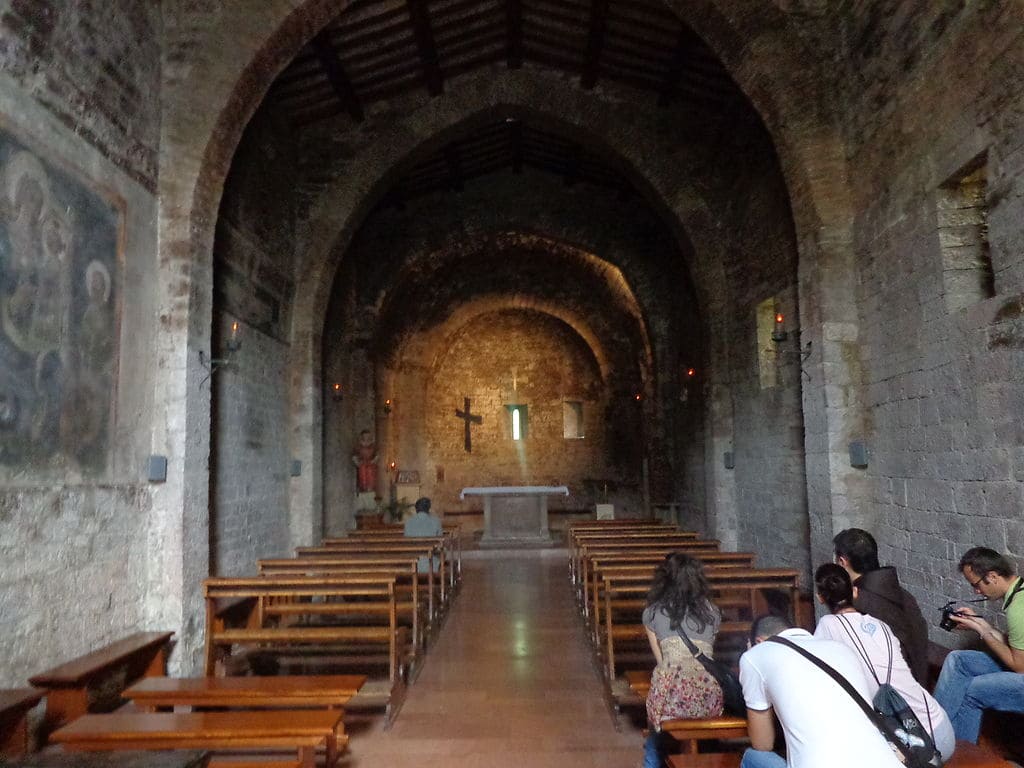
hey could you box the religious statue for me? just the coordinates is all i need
[351,429,378,493]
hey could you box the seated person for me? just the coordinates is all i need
[739,614,903,768]
[814,563,955,762]
[404,496,442,573]
[833,528,929,684]
[934,546,1024,743]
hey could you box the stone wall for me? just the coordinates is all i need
[837,3,1024,635]
[0,2,162,685]
[209,105,299,573]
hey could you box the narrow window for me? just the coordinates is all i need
[505,404,528,440]
[563,400,584,439]
[938,153,995,312]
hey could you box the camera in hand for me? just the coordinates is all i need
[940,601,964,632]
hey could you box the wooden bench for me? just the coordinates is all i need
[297,540,449,605]
[51,710,344,768]
[28,631,174,734]
[341,523,464,581]
[0,688,44,757]
[584,554,758,621]
[946,741,1017,767]
[666,754,742,767]
[203,576,406,684]
[257,558,427,646]
[321,531,460,591]
[124,674,366,712]
[207,761,302,768]
[574,539,721,597]
[661,717,749,754]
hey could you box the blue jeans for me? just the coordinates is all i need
[740,749,787,768]
[933,649,1024,743]
[643,730,675,768]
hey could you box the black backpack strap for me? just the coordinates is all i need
[767,635,916,765]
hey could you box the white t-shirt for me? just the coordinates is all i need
[739,628,903,768]
[815,612,950,738]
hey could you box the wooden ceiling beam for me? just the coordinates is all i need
[405,0,445,95]
[507,0,523,68]
[658,26,698,107]
[311,32,365,121]
[581,0,608,88]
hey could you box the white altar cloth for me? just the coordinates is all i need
[460,486,568,543]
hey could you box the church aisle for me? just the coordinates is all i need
[342,552,642,767]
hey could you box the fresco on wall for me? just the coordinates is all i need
[0,131,121,475]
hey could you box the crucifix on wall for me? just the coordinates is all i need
[454,397,482,452]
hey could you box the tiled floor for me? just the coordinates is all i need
[342,552,643,767]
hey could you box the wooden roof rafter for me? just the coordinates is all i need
[311,32,365,122]
[406,0,445,96]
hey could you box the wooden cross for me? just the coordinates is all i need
[454,397,482,452]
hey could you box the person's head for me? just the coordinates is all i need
[832,528,880,577]
[959,547,1017,599]
[815,563,855,614]
[359,429,373,446]
[647,551,716,633]
[414,497,431,514]
[750,614,791,645]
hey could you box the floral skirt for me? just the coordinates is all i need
[646,647,724,726]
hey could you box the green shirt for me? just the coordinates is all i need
[1003,577,1024,650]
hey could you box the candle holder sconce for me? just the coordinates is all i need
[200,320,243,379]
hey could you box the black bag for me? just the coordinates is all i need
[676,624,746,716]
[832,615,941,767]
[768,634,939,768]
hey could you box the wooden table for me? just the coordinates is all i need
[51,710,344,768]
[125,675,366,711]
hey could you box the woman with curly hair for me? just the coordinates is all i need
[642,551,722,768]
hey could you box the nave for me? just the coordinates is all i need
[348,552,640,768]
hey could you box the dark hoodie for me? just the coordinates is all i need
[853,566,930,685]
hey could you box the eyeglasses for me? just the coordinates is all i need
[967,572,989,591]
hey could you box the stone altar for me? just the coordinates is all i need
[460,485,569,544]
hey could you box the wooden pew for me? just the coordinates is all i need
[585,553,757,621]
[298,540,449,606]
[593,567,800,637]
[203,575,406,685]
[576,542,724,612]
[575,539,721,599]
[51,710,344,768]
[661,717,749,754]
[344,523,464,581]
[28,631,174,735]
[257,558,427,646]
[124,674,366,712]
[322,530,461,591]
[570,530,700,586]
[0,688,44,758]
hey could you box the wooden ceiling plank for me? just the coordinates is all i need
[507,0,523,68]
[405,0,445,95]
[332,4,411,40]
[311,32,365,121]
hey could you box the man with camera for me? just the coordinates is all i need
[934,547,1024,743]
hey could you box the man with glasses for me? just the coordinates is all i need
[934,547,1024,743]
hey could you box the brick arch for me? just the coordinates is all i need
[399,296,614,385]
[371,230,655,387]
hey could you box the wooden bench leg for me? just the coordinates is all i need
[298,745,316,768]
[43,688,88,736]
[144,645,168,677]
[0,712,31,758]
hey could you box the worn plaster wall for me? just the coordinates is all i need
[0,1,162,685]
[837,3,1024,634]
